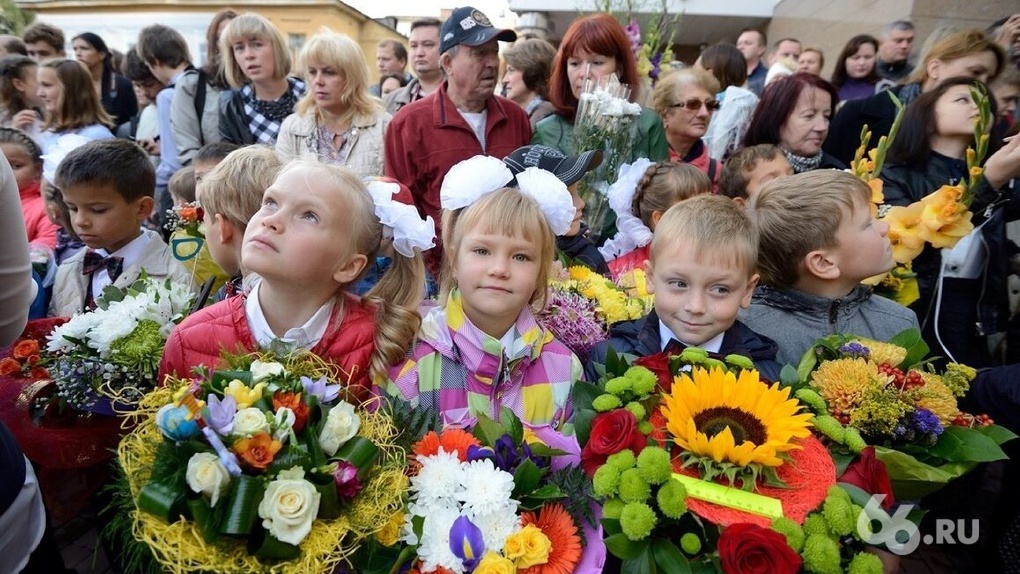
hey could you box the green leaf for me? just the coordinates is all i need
[652,538,692,574]
[574,407,597,447]
[254,532,301,561]
[605,533,648,560]
[527,443,567,458]
[336,437,381,480]
[185,496,220,543]
[267,444,312,475]
[974,423,1019,446]
[313,475,342,519]
[888,328,929,367]
[927,426,1009,463]
[512,459,543,498]
[519,484,565,509]
[830,450,857,478]
[211,369,252,391]
[622,546,656,574]
[502,406,524,444]
[137,480,184,523]
[472,412,505,447]
[602,517,622,536]
[219,474,264,536]
[873,446,978,499]
[779,364,800,389]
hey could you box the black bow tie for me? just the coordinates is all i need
[82,251,124,282]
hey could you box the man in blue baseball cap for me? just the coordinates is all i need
[384,6,531,278]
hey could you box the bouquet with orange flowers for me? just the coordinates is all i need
[0,334,49,379]
[164,201,205,238]
[117,351,406,573]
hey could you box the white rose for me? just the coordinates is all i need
[232,407,271,437]
[250,360,286,383]
[185,452,231,507]
[318,401,361,456]
[258,467,320,546]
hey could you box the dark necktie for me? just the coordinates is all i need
[664,338,687,356]
[82,251,124,282]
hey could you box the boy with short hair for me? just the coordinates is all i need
[193,142,239,188]
[49,139,195,316]
[718,144,793,205]
[136,24,193,221]
[740,170,918,365]
[21,22,65,61]
[586,194,782,380]
[199,145,281,300]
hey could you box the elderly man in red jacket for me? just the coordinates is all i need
[384,6,532,277]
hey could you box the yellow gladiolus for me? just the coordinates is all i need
[225,379,267,409]
[883,203,927,263]
[927,209,974,249]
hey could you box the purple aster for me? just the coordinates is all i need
[912,408,944,437]
[838,342,871,360]
[301,375,341,405]
[206,393,236,435]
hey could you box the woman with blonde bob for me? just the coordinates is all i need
[276,28,390,177]
[218,12,306,145]
[651,68,722,185]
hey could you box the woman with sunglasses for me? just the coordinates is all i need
[743,72,845,173]
[651,67,722,188]
[531,14,667,162]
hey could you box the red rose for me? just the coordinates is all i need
[634,353,673,392]
[581,409,646,475]
[840,446,895,510]
[718,522,802,574]
[0,357,20,376]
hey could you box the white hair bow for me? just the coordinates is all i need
[364,179,436,258]
[599,158,655,260]
[440,155,575,236]
[41,133,92,183]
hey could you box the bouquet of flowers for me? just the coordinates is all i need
[164,201,205,238]
[576,348,889,573]
[117,352,407,573]
[44,274,194,411]
[387,410,597,573]
[793,330,1016,499]
[0,330,50,379]
[538,264,651,360]
[854,85,993,305]
[572,74,643,243]
[621,5,681,85]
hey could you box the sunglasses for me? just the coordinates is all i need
[670,98,721,112]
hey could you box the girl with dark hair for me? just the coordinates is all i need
[0,55,43,139]
[71,32,137,127]
[880,76,1020,367]
[743,72,844,172]
[830,34,882,102]
[696,42,758,160]
[531,13,667,162]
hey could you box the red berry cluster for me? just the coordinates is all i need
[877,364,924,391]
[951,413,995,427]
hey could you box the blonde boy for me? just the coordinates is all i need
[585,194,782,380]
[199,146,281,300]
[740,170,918,365]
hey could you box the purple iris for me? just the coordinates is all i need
[467,434,547,473]
[301,375,341,404]
[449,515,485,570]
[206,394,236,435]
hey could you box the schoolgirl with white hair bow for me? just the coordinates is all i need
[380,155,583,431]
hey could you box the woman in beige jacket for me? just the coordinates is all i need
[276,28,390,178]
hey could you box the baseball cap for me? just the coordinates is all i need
[440,6,517,54]
[503,145,603,186]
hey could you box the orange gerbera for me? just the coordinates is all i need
[520,503,582,574]
[233,432,282,471]
[412,429,480,462]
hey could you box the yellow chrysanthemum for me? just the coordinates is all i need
[850,339,908,367]
[660,367,813,468]
[809,358,887,416]
[913,373,959,424]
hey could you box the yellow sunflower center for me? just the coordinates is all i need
[693,407,768,446]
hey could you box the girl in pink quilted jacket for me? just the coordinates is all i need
[381,156,584,430]
[159,161,432,403]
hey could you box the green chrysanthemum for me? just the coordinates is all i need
[771,516,806,552]
[655,479,688,519]
[618,468,651,503]
[619,502,657,541]
[680,532,701,555]
[802,533,842,574]
[847,551,884,574]
[110,319,164,373]
[636,447,671,485]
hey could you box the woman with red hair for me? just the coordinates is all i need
[531,14,667,162]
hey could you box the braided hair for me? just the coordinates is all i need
[0,126,42,165]
[631,161,712,229]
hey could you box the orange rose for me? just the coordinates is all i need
[13,339,39,360]
[233,432,282,471]
[272,391,310,433]
[0,357,20,376]
[179,206,198,221]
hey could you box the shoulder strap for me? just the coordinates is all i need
[194,69,207,136]
[707,158,718,182]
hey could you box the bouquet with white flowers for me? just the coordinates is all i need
[45,274,195,411]
[118,352,406,573]
[572,74,643,243]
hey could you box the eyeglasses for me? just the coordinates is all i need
[670,98,721,112]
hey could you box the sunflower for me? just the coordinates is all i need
[660,367,813,468]
[519,503,582,574]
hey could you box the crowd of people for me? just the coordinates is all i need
[1,5,1020,573]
